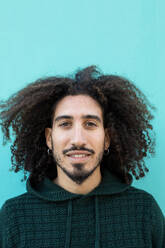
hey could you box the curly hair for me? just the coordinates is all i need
[0,65,155,187]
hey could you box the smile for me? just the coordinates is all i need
[68,154,90,158]
[66,153,91,162]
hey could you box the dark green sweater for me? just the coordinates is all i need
[0,169,164,247]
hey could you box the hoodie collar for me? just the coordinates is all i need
[26,168,132,202]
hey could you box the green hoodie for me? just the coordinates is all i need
[0,168,164,247]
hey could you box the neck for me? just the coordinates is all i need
[53,166,102,195]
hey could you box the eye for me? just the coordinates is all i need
[59,122,72,127]
[85,121,97,127]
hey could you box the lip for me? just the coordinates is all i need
[66,151,92,156]
[66,151,92,163]
[67,155,91,163]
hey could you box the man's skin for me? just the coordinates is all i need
[45,95,110,195]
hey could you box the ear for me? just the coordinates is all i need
[45,128,52,150]
[104,128,110,150]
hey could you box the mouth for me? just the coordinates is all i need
[66,151,92,162]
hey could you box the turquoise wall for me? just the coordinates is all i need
[0,0,164,214]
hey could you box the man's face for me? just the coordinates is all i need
[45,95,110,185]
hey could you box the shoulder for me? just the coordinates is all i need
[126,187,165,246]
[0,192,39,235]
[126,186,164,226]
[126,185,159,201]
[1,192,30,206]
[126,186,163,209]
[127,186,154,197]
[0,192,36,216]
[0,193,38,246]
[0,193,29,237]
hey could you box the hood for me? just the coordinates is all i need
[26,168,132,248]
[26,168,132,202]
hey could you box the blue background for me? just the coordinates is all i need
[0,0,164,214]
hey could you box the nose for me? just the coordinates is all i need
[70,124,87,147]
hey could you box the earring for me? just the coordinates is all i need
[47,148,52,155]
[104,148,110,156]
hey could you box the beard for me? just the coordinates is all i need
[51,142,104,185]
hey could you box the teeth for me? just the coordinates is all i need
[70,154,87,158]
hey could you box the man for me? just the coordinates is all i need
[0,66,164,247]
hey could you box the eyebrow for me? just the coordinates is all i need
[54,115,102,123]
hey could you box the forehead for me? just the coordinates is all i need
[53,95,103,119]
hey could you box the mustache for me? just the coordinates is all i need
[63,146,95,155]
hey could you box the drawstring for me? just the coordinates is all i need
[65,197,100,248]
[95,196,100,248]
[65,200,72,248]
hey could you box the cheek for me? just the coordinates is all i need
[88,131,105,148]
[52,131,69,149]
